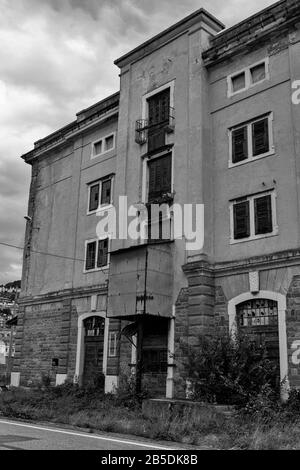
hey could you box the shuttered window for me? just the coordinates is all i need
[148,89,170,152]
[97,239,109,268]
[233,201,250,239]
[148,153,172,200]
[231,192,276,242]
[230,114,272,165]
[85,241,97,270]
[252,118,269,156]
[232,126,248,163]
[89,183,100,212]
[254,195,273,235]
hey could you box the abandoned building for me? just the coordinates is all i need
[12,0,300,399]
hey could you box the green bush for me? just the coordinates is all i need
[180,332,279,406]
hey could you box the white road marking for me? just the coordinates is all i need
[0,419,178,450]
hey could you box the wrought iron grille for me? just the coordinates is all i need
[84,316,105,337]
[236,299,278,327]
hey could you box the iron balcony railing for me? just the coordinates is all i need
[135,107,175,145]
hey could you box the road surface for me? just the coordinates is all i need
[0,418,182,450]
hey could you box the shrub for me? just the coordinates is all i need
[180,332,279,406]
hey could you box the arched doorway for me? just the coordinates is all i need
[236,298,280,381]
[82,316,105,387]
[228,291,289,400]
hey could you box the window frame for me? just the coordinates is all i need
[230,191,278,245]
[87,175,114,215]
[84,237,110,273]
[228,113,274,168]
[91,132,116,159]
[227,58,269,98]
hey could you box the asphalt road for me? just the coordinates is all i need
[0,419,182,450]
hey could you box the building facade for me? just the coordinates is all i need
[13,0,300,399]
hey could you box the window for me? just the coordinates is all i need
[148,153,172,201]
[92,133,115,158]
[147,88,170,153]
[108,332,117,357]
[230,192,277,243]
[230,114,273,165]
[228,59,269,97]
[85,238,109,271]
[88,176,113,213]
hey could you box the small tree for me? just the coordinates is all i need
[180,332,279,406]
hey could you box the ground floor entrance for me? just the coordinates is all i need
[82,316,105,388]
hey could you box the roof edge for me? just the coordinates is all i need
[114,8,225,68]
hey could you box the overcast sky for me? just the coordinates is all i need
[0,0,276,284]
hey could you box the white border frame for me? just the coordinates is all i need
[228,290,289,400]
[227,58,270,98]
[87,176,114,215]
[83,238,110,273]
[91,132,116,159]
[229,190,278,245]
[228,113,275,168]
[74,311,109,385]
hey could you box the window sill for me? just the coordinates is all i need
[230,230,278,245]
[228,149,275,169]
[86,203,114,216]
[91,148,115,160]
[83,266,109,274]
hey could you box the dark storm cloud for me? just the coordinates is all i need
[0,0,277,283]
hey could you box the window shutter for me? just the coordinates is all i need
[232,126,248,163]
[233,201,250,239]
[97,239,109,267]
[89,184,99,212]
[101,179,112,205]
[148,154,171,200]
[254,195,273,235]
[85,241,96,270]
[252,118,269,156]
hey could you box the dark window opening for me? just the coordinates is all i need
[101,179,112,205]
[255,195,273,235]
[97,239,109,268]
[85,241,97,270]
[232,126,248,163]
[233,200,250,240]
[148,153,172,201]
[147,89,170,152]
[89,183,100,212]
[231,72,246,93]
[252,118,269,156]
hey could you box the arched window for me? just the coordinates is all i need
[236,299,278,328]
[84,316,105,337]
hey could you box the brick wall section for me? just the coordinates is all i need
[214,285,228,333]
[286,276,300,388]
[66,304,78,380]
[174,287,189,398]
[183,260,215,343]
[12,306,25,374]
[57,299,72,376]
[19,302,63,386]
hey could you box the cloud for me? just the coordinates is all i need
[0,0,277,283]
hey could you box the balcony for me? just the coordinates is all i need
[135,107,175,146]
[107,243,173,320]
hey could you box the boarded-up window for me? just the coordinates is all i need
[232,126,248,163]
[89,183,100,212]
[231,72,246,93]
[105,135,114,151]
[252,118,269,156]
[148,153,172,200]
[250,63,266,84]
[97,238,109,268]
[233,201,250,239]
[254,195,273,235]
[101,179,112,205]
[85,241,97,270]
